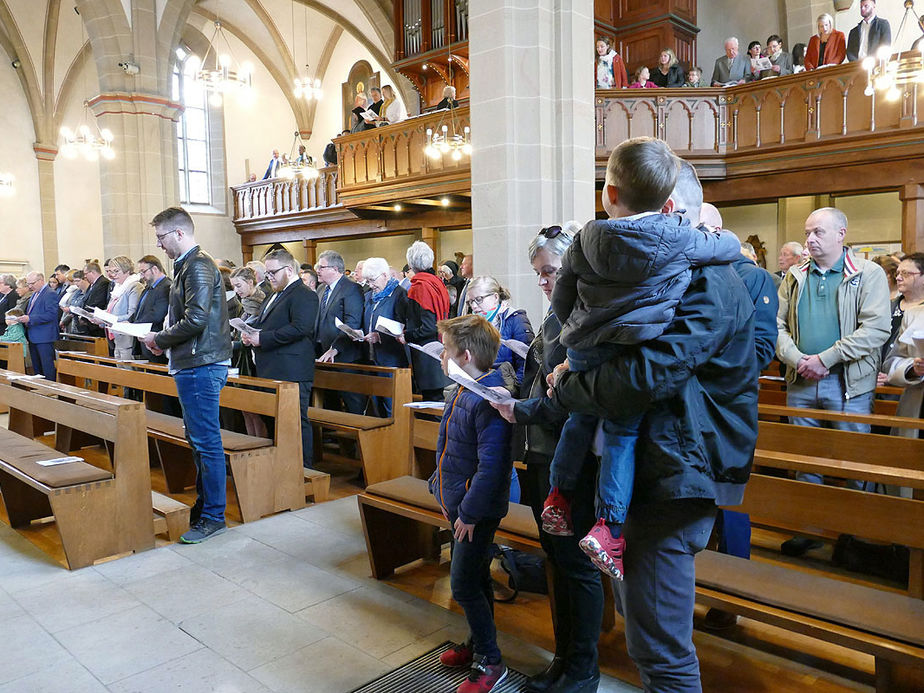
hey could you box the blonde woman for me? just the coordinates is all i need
[464,275,535,384]
[650,48,684,87]
[101,256,143,360]
[805,13,846,70]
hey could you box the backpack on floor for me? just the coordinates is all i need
[492,544,548,602]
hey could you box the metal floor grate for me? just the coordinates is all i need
[351,641,531,692]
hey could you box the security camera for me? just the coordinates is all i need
[118,61,140,76]
[11,59,21,69]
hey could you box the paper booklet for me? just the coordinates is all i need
[403,401,447,410]
[408,341,444,360]
[906,329,924,358]
[109,321,152,339]
[229,317,259,336]
[92,307,119,324]
[360,109,378,121]
[446,359,514,405]
[335,316,366,341]
[501,338,530,359]
[36,456,84,467]
[751,56,772,71]
[375,315,404,337]
[68,305,95,320]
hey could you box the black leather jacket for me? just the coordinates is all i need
[154,246,231,370]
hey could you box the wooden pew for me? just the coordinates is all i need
[0,341,27,415]
[309,362,413,485]
[0,369,154,569]
[758,380,903,416]
[55,351,311,523]
[54,333,109,357]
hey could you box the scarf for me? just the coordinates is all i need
[371,277,399,303]
[408,270,450,319]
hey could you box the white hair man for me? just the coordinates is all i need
[711,37,751,86]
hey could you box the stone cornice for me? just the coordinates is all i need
[87,93,185,122]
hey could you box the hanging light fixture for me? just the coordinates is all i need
[279,131,320,180]
[292,0,322,100]
[59,10,115,162]
[862,0,924,102]
[423,50,471,161]
[0,172,14,197]
[192,18,253,107]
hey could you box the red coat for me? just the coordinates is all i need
[805,31,846,70]
[596,51,628,89]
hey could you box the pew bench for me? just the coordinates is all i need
[0,370,154,569]
[54,333,109,357]
[309,362,413,485]
[151,490,190,542]
[55,351,307,523]
[304,467,330,502]
[0,341,27,415]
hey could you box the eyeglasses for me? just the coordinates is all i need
[539,225,563,239]
[897,270,921,279]
[315,264,333,271]
[265,266,288,279]
[468,293,496,307]
[155,229,179,242]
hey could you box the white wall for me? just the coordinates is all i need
[0,57,44,274]
[835,4,917,52]
[697,1,787,72]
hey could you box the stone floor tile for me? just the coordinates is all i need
[92,546,194,586]
[169,529,289,577]
[15,569,142,633]
[0,656,107,693]
[292,496,364,536]
[55,604,202,685]
[249,636,389,693]
[0,614,72,685]
[227,556,361,613]
[379,624,471,667]
[0,539,71,593]
[108,647,272,693]
[122,563,248,623]
[296,585,457,659]
[178,595,329,672]
[0,586,25,620]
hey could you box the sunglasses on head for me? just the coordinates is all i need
[539,225,562,239]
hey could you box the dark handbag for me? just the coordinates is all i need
[492,544,548,602]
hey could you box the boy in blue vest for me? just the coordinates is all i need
[430,314,513,693]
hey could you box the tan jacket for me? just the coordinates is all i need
[883,305,924,439]
[776,247,891,398]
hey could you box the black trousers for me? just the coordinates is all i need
[522,452,603,679]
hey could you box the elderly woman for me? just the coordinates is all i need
[491,222,605,692]
[805,13,846,70]
[59,269,87,333]
[465,275,535,385]
[15,277,31,313]
[101,256,143,360]
[362,257,409,417]
[399,240,450,401]
[439,260,467,317]
[650,48,685,88]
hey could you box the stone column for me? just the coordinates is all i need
[900,184,924,253]
[469,0,595,325]
[33,144,59,272]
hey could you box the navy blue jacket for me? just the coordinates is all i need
[553,264,758,506]
[493,307,534,383]
[316,276,365,363]
[429,369,513,524]
[364,285,409,368]
[24,284,60,344]
[732,256,779,370]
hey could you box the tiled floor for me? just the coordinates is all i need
[0,498,638,692]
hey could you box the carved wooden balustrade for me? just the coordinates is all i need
[232,166,339,223]
[595,58,924,184]
[336,106,471,207]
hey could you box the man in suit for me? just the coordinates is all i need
[353,87,384,131]
[0,274,18,336]
[132,255,171,363]
[52,265,70,298]
[262,149,281,180]
[79,262,111,336]
[323,130,349,166]
[847,0,891,62]
[243,248,319,467]
[17,272,59,379]
[455,253,473,316]
[711,37,751,86]
[315,249,366,414]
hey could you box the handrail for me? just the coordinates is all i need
[231,165,339,222]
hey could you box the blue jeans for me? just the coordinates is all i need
[786,373,875,491]
[617,499,717,692]
[450,517,502,663]
[715,509,751,559]
[175,364,228,522]
[550,346,638,524]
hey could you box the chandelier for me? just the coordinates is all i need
[279,131,319,180]
[193,20,253,107]
[423,48,471,161]
[0,172,13,197]
[862,0,924,101]
[291,0,322,100]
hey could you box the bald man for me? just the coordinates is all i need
[18,272,60,379]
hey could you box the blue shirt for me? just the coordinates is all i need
[797,250,844,356]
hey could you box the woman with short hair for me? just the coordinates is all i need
[361,256,409,417]
[101,256,143,360]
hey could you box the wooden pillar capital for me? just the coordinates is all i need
[899,184,924,253]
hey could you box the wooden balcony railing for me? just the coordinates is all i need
[595,58,924,181]
[335,106,471,207]
[232,166,339,223]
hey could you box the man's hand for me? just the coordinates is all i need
[243,331,260,347]
[797,354,829,380]
[489,390,516,423]
[913,358,924,377]
[18,314,29,324]
[318,348,337,363]
[876,371,889,387]
[772,64,781,73]
[545,359,571,397]
[453,517,475,543]
[396,334,407,345]
[364,332,380,344]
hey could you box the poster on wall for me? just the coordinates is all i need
[849,242,903,259]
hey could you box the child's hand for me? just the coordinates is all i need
[545,359,570,397]
[453,517,475,542]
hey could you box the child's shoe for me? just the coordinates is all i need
[579,518,626,579]
[457,656,508,693]
[540,487,573,536]
[440,641,474,667]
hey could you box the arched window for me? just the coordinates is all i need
[173,46,212,205]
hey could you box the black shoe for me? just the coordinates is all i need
[546,671,600,693]
[179,518,227,544]
[525,657,566,692]
[780,536,823,557]
[702,607,738,631]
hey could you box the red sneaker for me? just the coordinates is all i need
[579,519,626,580]
[457,657,508,693]
[440,642,473,668]
[540,487,574,536]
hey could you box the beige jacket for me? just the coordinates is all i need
[883,305,924,439]
[776,247,891,398]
